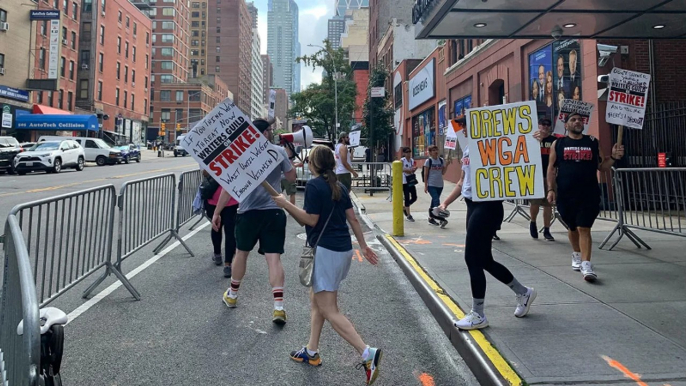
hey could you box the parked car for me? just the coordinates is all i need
[174,135,188,157]
[352,146,368,162]
[294,140,335,187]
[38,136,122,166]
[14,139,85,174]
[20,142,37,151]
[115,144,141,163]
[0,136,23,175]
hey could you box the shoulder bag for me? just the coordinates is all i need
[299,207,335,287]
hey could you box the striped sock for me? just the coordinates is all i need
[273,286,284,310]
[228,279,241,298]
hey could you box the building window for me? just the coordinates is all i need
[58,90,64,109]
[216,56,220,63]
[116,62,120,79]
[98,53,103,72]
[71,31,76,49]
[131,70,136,83]
[175,90,183,102]
[39,48,46,69]
[145,32,150,44]
[60,57,66,77]
[192,1,199,7]
[160,90,171,101]
[0,53,4,69]
[118,10,122,23]
[132,47,136,62]
[175,109,183,121]
[69,60,74,80]
[133,22,137,35]
[97,81,103,101]
[215,66,220,72]
[37,91,43,104]
[124,42,128,58]
[80,50,90,66]
[79,79,89,99]
[124,65,128,82]
[117,37,121,53]
[115,88,120,105]
[0,9,7,23]
[150,88,154,101]
[191,11,199,17]
[162,8,175,16]
[144,98,148,113]
[160,75,173,83]
[63,0,68,13]
[216,26,220,33]
[216,47,220,53]
[126,16,129,28]
[123,91,127,109]
[161,61,174,70]
[144,76,148,88]
[67,91,73,110]
[130,94,135,110]
[72,2,78,19]
[145,54,149,69]
[62,27,67,43]
[100,25,105,45]
[47,91,53,107]
[161,109,171,121]
[216,36,220,44]
[162,21,174,29]
[191,21,199,27]
[162,34,174,43]
[189,92,201,102]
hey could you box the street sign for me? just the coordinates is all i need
[371,87,385,98]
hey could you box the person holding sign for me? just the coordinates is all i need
[529,117,556,241]
[544,112,624,282]
[214,118,297,324]
[438,116,537,330]
[401,147,418,222]
[335,132,358,192]
[423,146,449,228]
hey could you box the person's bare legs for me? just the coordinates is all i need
[231,250,249,281]
[530,204,540,223]
[568,229,580,253]
[264,253,285,288]
[307,289,326,351]
[313,291,366,354]
[289,194,296,205]
[578,227,593,262]
[543,206,553,228]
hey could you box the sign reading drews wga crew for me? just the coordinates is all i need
[183,98,282,202]
[467,100,544,202]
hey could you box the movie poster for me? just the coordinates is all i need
[529,45,554,120]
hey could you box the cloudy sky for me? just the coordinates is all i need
[251,0,335,90]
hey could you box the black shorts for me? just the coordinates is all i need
[556,196,600,231]
[235,209,287,254]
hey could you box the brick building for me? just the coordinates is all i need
[188,0,208,78]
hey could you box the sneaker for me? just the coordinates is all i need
[492,233,500,241]
[428,218,440,226]
[581,261,598,282]
[454,311,489,330]
[543,229,555,241]
[223,265,232,278]
[514,287,537,318]
[273,309,287,325]
[290,346,322,366]
[440,219,448,229]
[406,215,415,222]
[529,222,538,239]
[356,347,382,385]
[222,289,237,308]
[571,253,582,271]
[213,253,222,266]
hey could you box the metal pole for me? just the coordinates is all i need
[334,75,339,139]
[392,160,404,236]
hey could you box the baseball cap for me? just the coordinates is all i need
[566,111,582,122]
[339,131,348,140]
[252,118,271,132]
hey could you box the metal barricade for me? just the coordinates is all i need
[503,199,531,222]
[352,162,393,197]
[600,167,686,250]
[598,168,620,222]
[1,215,41,386]
[8,185,138,305]
[177,169,206,231]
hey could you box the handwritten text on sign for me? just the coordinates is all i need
[183,98,281,202]
[606,68,651,129]
[467,101,544,201]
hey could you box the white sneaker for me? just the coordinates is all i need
[571,253,582,271]
[454,311,489,330]
[580,261,598,282]
[514,287,537,318]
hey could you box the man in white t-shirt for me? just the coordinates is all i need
[334,132,358,191]
[401,147,418,222]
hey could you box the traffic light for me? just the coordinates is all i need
[176,123,181,131]
[160,122,166,136]
[161,122,166,131]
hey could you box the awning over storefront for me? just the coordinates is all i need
[32,104,72,115]
[15,114,99,132]
[414,0,686,39]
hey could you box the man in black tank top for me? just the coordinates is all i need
[544,112,624,282]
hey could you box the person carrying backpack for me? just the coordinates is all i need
[423,146,449,228]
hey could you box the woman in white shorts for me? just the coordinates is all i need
[273,146,383,385]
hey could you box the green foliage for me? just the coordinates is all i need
[362,66,395,150]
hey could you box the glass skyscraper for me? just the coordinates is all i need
[267,0,300,97]
[335,0,369,17]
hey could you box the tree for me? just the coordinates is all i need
[290,40,358,141]
[362,66,395,156]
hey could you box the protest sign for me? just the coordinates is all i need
[467,101,544,202]
[444,125,457,150]
[606,68,651,129]
[348,130,361,147]
[268,89,276,120]
[182,98,282,202]
[446,119,468,151]
[553,99,594,135]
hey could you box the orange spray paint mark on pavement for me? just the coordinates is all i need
[353,250,363,262]
[412,371,435,386]
[443,243,465,248]
[399,238,432,245]
[601,355,648,386]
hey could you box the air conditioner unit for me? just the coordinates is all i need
[62,39,68,45]
[81,63,89,69]
[0,22,9,31]
[132,82,135,86]
[0,68,5,75]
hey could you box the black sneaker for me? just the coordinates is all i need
[213,254,223,266]
[428,218,440,226]
[223,265,232,278]
[440,219,448,229]
[543,229,555,241]
[406,215,415,222]
[492,233,500,241]
[529,222,538,239]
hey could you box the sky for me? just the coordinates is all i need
[250,0,335,91]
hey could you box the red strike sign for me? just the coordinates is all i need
[208,124,260,176]
[608,91,646,108]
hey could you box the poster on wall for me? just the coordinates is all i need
[438,101,446,135]
[466,101,544,202]
[606,68,651,129]
[412,107,435,158]
[553,100,595,135]
[553,39,582,106]
[453,96,472,118]
[528,44,554,119]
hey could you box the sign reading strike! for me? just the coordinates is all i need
[606,68,651,129]
[183,98,282,202]
[467,101,544,202]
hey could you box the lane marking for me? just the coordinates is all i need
[385,235,523,386]
[398,237,432,245]
[66,222,210,324]
[353,249,363,262]
[601,356,649,386]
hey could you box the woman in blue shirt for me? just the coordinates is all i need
[273,146,383,385]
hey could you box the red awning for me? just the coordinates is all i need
[32,104,72,115]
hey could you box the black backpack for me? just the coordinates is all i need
[199,177,219,200]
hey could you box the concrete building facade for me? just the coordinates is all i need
[272,87,288,130]
[250,28,264,119]
[261,54,273,104]
[189,0,208,78]
[339,8,369,125]
[368,0,414,69]
[327,17,346,50]
[267,0,299,97]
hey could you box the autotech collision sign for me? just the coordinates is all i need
[408,58,435,110]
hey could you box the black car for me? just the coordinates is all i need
[0,136,22,175]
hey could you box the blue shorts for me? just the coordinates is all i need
[312,246,353,293]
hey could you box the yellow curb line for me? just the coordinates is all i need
[385,234,523,386]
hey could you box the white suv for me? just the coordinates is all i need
[14,139,86,174]
[39,136,122,166]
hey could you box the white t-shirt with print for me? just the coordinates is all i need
[402,157,415,184]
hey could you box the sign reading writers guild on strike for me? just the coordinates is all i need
[606,68,651,129]
[183,98,282,202]
[467,100,544,202]
[553,99,595,136]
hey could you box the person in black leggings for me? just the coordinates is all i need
[204,183,238,278]
[438,117,537,330]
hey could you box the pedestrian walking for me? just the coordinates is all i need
[438,119,536,330]
[201,171,238,277]
[401,147,418,222]
[212,118,296,324]
[335,132,358,192]
[543,111,624,281]
[272,146,383,385]
[529,117,556,241]
[423,145,449,228]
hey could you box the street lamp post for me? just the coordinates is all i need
[308,44,338,139]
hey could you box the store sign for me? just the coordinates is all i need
[30,10,61,20]
[412,0,439,24]
[0,85,30,103]
[48,19,60,79]
[408,58,435,111]
[2,105,12,129]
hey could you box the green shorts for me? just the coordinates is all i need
[235,209,287,254]
[281,178,297,196]
[337,173,352,192]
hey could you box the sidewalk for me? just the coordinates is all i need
[354,182,686,385]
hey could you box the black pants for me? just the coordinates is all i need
[403,183,417,208]
[205,203,238,264]
[465,199,513,299]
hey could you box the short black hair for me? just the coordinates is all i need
[252,118,271,132]
[402,147,411,153]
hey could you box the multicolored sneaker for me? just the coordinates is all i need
[273,309,287,325]
[356,347,382,385]
[289,346,322,366]
[222,289,237,308]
